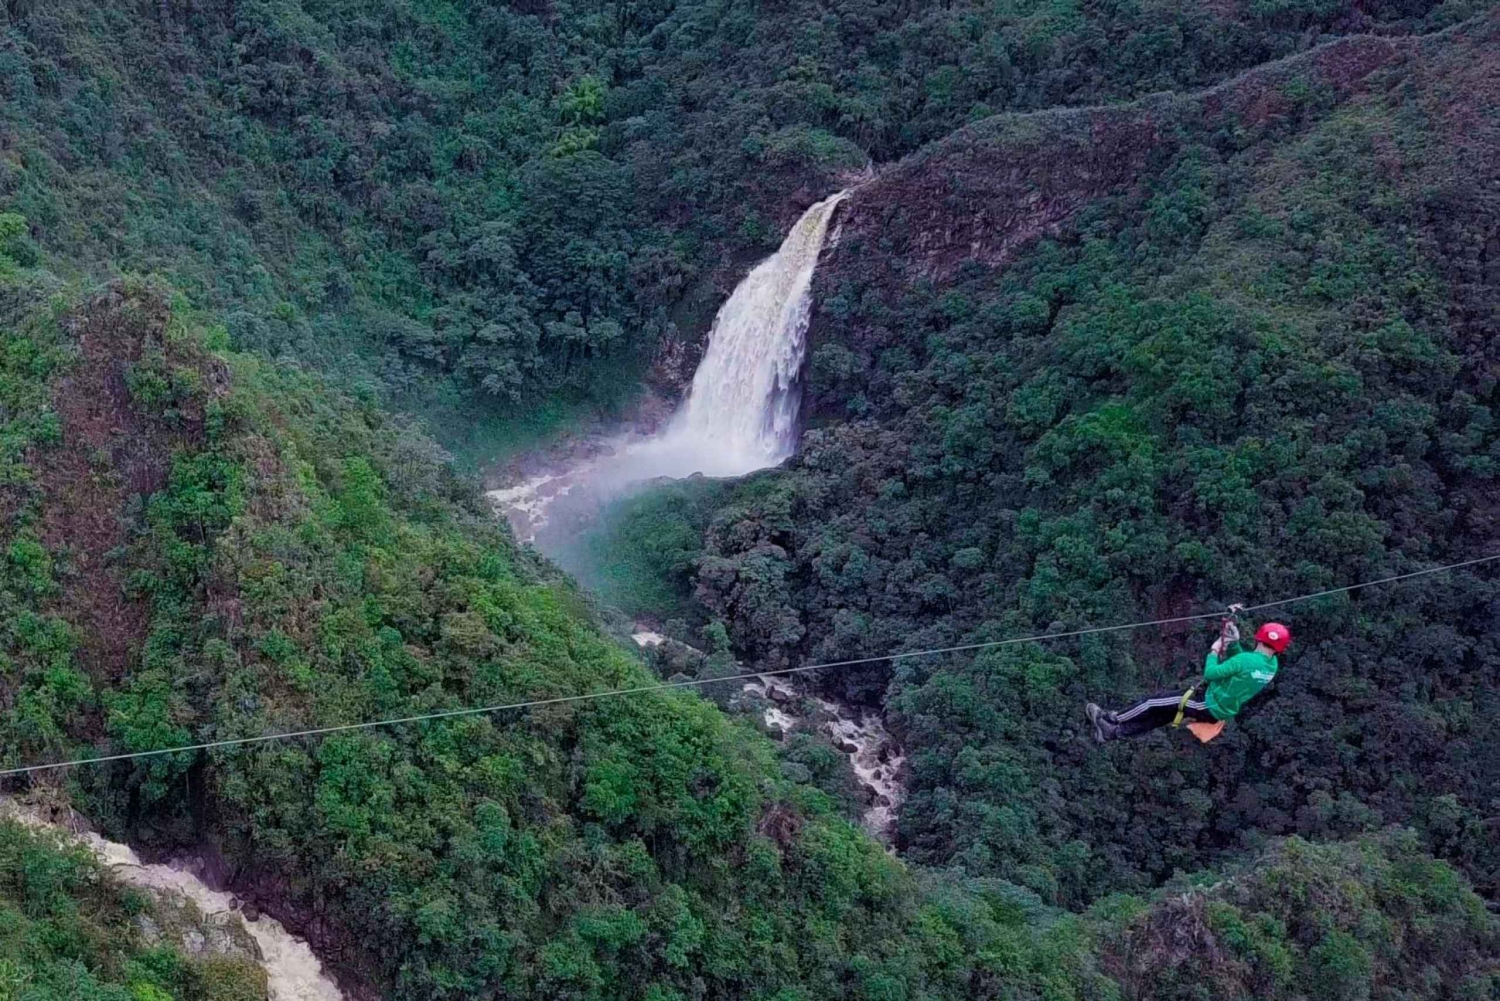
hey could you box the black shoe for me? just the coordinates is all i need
[1086,703,1117,743]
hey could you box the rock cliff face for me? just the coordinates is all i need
[658,34,1417,403]
[788,18,1500,432]
[823,33,1406,289]
[822,32,1416,313]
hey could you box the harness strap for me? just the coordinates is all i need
[1172,686,1196,727]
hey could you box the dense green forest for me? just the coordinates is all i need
[0,0,1498,998]
[0,273,1492,998]
[0,0,1484,450]
[601,9,1500,915]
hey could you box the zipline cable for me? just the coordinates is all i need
[1237,553,1500,612]
[3,552,1497,778]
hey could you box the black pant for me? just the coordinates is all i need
[1111,686,1217,738]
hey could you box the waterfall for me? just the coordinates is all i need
[628,190,847,480]
[492,193,909,841]
[488,190,846,538]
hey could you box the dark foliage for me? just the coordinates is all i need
[612,14,1500,912]
[0,0,1479,444]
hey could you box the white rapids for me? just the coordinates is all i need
[819,702,908,838]
[633,642,904,837]
[2,802,345,1001]
[731,672,907,841]
[741,674,801,735]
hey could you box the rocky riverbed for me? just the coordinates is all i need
[655,647,907,841]
[3,799,345,1001]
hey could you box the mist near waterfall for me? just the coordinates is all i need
[489,191,847,550]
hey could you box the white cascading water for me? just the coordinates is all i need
[489,191,848,540]
[496,192,907,842]
[630,190,848,479]
[2,800,345,1001]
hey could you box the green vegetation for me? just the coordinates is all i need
[0,820,267,1001]
[0,279,1108,999]
[0,0,1481,446]
[1094,832,1500,999]
[0,0,1496,997]
[557,479,732,619]
[599,6,1500,923]
[0,270,1482,997]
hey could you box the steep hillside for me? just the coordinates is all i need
[0,281,1495,1001]
[1,3,1498,999]
[1092,831,1500,999]
[0,277,1126,1000]
[824,32,1406,285]
[599,10,1500,909]
[0,275,1486,1000]
[0,0,1488,447]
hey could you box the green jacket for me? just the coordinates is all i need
[1201,643,1278,720]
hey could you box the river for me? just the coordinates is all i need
[488,191,907,841]
[2,800,346,1001]
[736,668,906,839]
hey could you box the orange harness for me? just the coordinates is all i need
[1170,686,1225,742]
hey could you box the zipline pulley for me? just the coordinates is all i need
[1172,602,1245,743]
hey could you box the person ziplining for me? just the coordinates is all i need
[1086,610,1291,744]
[4,553,1498,778]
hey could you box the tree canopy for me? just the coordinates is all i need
[0,1,1497,998]
[0,0,1480,446]
[597,8,1500,917]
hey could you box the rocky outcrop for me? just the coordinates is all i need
[40,285,232,678]
[825,33,1407,287]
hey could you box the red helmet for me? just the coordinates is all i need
[1255,622,1292,654]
